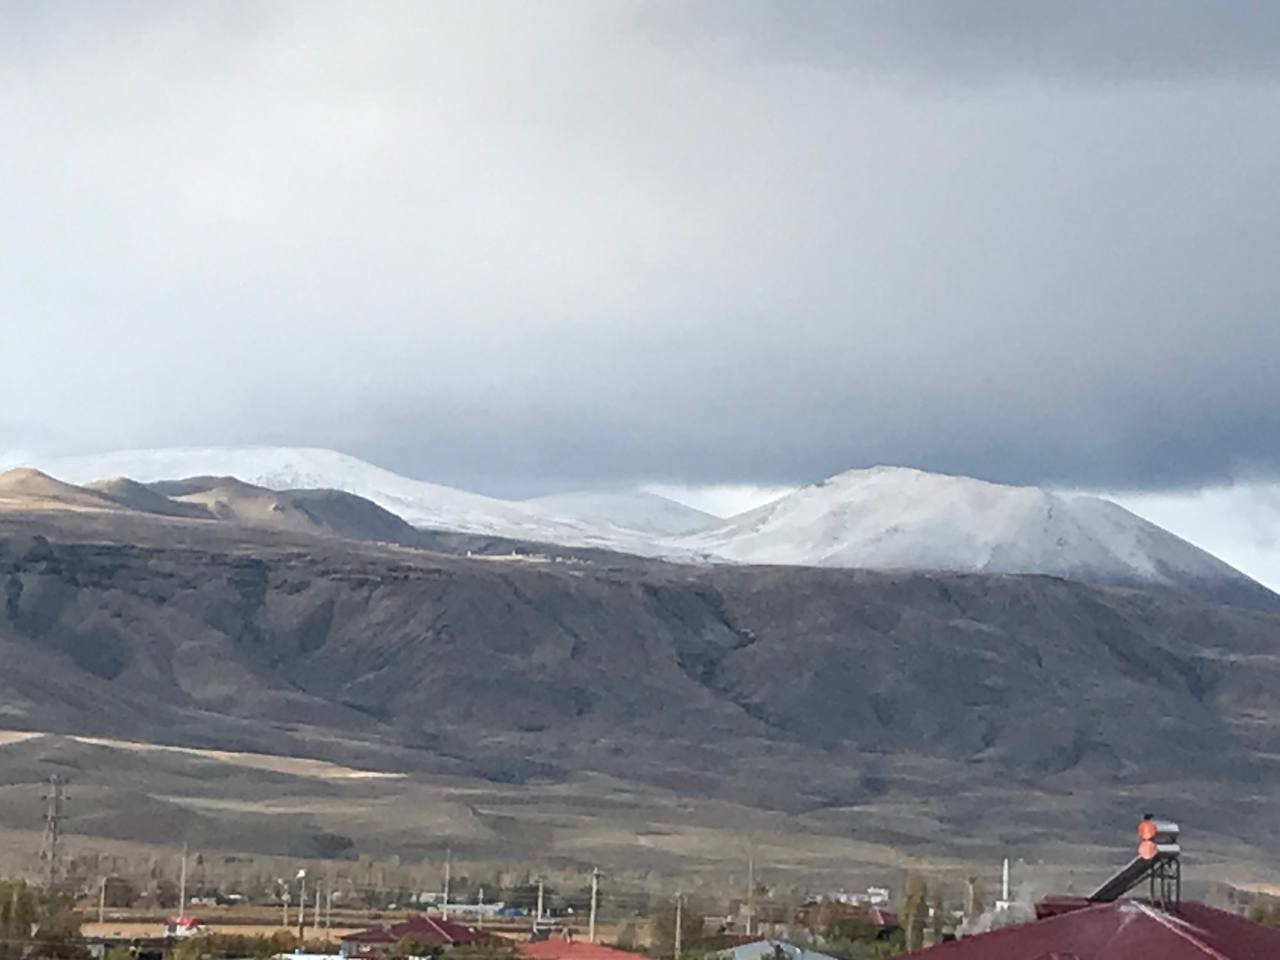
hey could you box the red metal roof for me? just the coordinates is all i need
[341,915,489,947]
[903,901,1280,959]
[518,939,645,960]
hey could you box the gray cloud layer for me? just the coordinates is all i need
[4,2,1279,495]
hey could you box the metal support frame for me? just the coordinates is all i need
[1146,855,1181,910]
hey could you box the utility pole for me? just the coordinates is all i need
[325,882,333,931]
[535,877,545,931]
[315,887,321,934]
[178,843,189,918]
[282,887,290,929]
[745,856,755,937]
[40,775,67,889]
[588,868,601,943]
[98,877,106,924]
[674,894,684,960]
[297,870,308,941]
[442,849,452,921]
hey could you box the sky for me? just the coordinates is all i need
[4,2,1280,503]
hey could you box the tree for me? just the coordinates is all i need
[964,877,984,924]
[1248,899,1280,927]
[391,935,436,958]
[169,932,299,960]
[899,875,928,953]
[929,896,946,945]
[819,904,879,942]
[32,895,87,960]
[0,880,39,960]
[155,879,180,909]
[614,922,639,950]
[506,883,553,913]
[103,877,139,909]
[651,898,704,958]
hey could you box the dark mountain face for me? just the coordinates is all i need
[1,512,1279,874]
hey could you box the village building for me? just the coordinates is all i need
[908,817,1280,958]
[903,898,1280,959]
[792,899,899,940]
[517,934,643,960]
[338,916,490,958]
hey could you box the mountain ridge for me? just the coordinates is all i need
[2,508,1280,873]
[12,448,1276,608]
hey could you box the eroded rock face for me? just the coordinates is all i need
[1,513,1279,867]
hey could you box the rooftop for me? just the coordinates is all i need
[904,900,1280,959]
[341,915,488,947]
[517,939,645,960]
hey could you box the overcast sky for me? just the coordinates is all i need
[4,2,1280,498]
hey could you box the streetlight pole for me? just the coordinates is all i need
[588,869,600,943]
[297,870,308,941]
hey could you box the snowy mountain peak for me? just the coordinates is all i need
[684,465,1268,601]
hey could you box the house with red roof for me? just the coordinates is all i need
[902,898,1280,959]
[165,916,203,938]
[905,817,1280,959]
[517,933,643,960]
[339,915,491,958]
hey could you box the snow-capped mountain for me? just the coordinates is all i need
[681,466,1272,599]
[22,447,1275,604]
[33,446,694,553]
[40,446,533,532]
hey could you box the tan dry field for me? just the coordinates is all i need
[78,913,625,944]
[55,734,406,782]
[80,921,364,940]
[0,730,404,782]
[0,727,948,888]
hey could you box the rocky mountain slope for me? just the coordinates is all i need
[1113,481,1280,598]
[2,508,1280,875]
[0,468,499,552]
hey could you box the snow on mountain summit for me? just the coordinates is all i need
[35,446,692,551]
[28,447,1273,603]
[682,465,1264,592]
[39,446,579,540]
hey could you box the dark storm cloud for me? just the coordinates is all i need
[3,2,1279,493]
[633,2,1280,82]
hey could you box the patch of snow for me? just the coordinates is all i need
[523,490,719,536]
